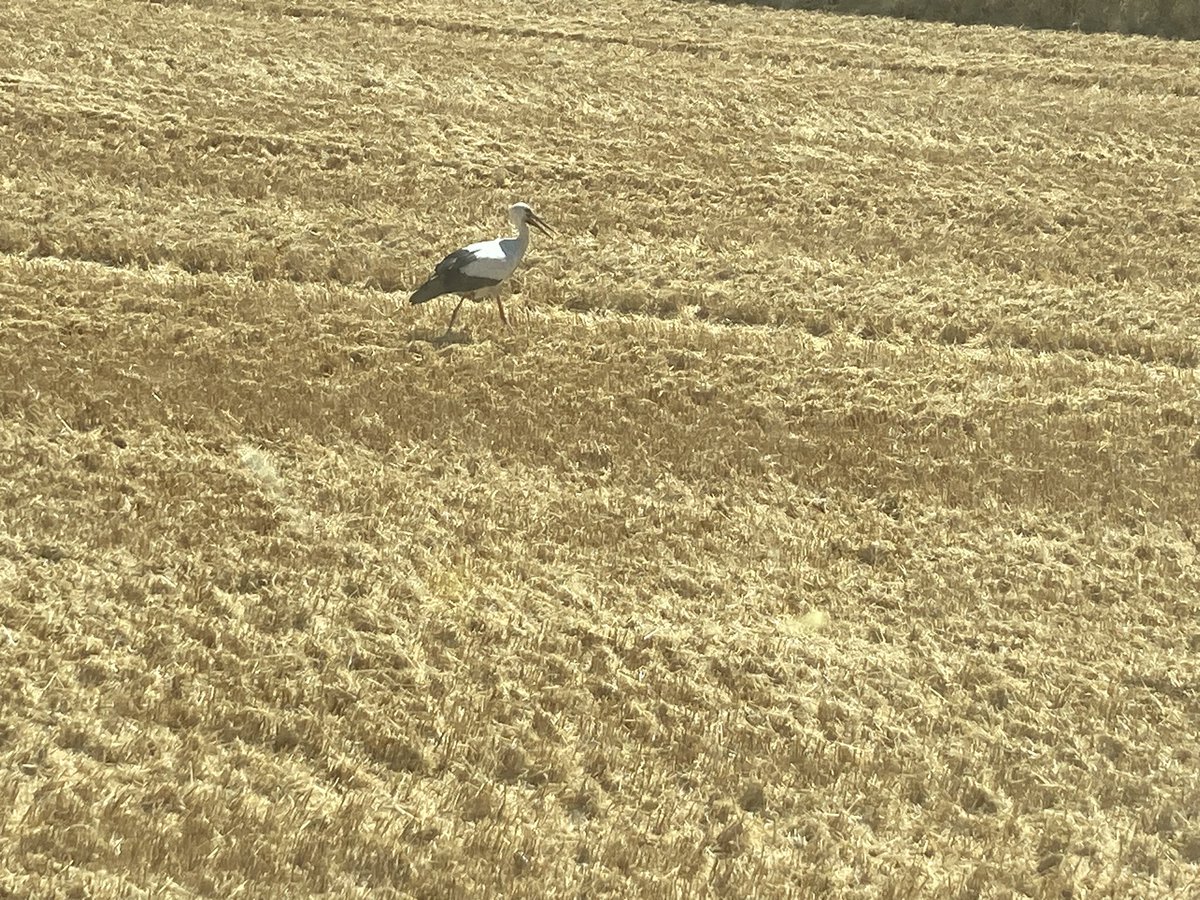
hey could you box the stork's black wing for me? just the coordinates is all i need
[410,247,500,304]
[434,247,478,277]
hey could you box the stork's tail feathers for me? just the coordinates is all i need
[410,277,447,305]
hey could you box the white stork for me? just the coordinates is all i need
[410,202,552,331]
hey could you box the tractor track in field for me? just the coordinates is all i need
[136,0,1200,98]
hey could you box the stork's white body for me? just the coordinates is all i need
[454,229,531,285]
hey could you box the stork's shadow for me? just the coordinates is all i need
[407,327,473,347]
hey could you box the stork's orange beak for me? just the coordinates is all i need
[528,213,553,237]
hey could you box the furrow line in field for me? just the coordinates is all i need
[6,245,1197,375]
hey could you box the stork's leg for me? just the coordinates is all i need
[445,296,467,333]
[496,295,509,327]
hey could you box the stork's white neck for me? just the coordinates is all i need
[492,219,530,272]
[509,219,530,256]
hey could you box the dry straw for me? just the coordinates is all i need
[1,0,1198,896]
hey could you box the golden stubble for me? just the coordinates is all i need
[1,1,1198,896]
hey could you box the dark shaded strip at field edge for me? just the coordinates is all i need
[692,0,1200,42]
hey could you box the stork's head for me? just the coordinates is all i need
[509,202,552,237]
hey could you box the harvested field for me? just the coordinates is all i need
[2,1,1199,896]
